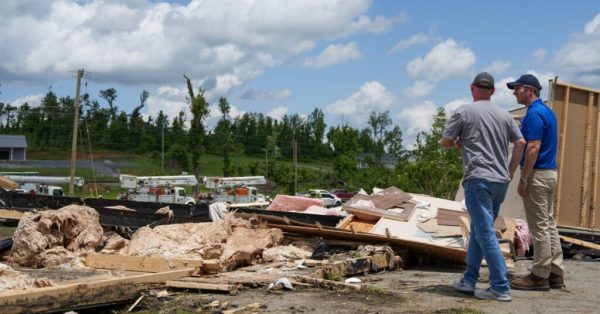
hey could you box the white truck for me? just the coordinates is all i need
[118,175,197,205]
[3,175,85,196]
[202,176,269,204]
[296,189,342,207]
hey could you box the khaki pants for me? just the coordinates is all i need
[523,169,564,278]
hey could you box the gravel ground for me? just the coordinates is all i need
[143,258,599,314]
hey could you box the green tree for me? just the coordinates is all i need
[395,108,462,199]
[184,74,210,177]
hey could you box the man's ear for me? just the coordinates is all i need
[490,87,495,96]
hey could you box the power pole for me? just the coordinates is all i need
[293,130,297,194]
[69,68,83,196]
[161,121,165,174]
[264,149,268,180]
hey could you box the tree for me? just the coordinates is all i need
[215,97,233,176]
[184,74,210,177]
[384,125,404,158]
[99,88,118,121]
[395,108,462,199]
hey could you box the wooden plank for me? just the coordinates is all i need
[555,85,571,223]
[591,95,600,229]
[166,280,238,293]
[580,91,595,227]
[84,253,220,273]
[335,214,354,229]
[342,204,413,222]
[266,223,466,264]
[0,209,24,220]
[437,208,507,231]
[0,269,193,314]
[560,235,600,251]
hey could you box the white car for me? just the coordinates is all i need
[308,189,342,207]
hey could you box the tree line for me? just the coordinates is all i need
[0,80,462,199]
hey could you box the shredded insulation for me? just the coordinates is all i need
[0,263,53,292]
[9,205,103,268]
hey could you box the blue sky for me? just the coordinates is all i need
[1,0,599,147]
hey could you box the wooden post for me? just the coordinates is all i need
[554,85,570,222]
[591,95,600,229]
[69,69,83,196]
[580,92,595,227]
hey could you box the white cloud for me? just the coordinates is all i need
[584,13,600,34]
[533,48,546,60]
[304,42,362,69]
[0,0,397,86]
[266,106,289,120]
[406,38,476,81]
[396,100,437,148]
[239,88,292,101]
[389,33,431,54]
[324,81,395,124]
[403,80,436,98]
[7,93,45,107]
[443,98,470,116]
[483,60,511,74]
[554,13,600,85]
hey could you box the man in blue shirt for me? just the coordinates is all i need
[507,74,565,291]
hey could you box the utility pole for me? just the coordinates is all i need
[161,121,165,174]
[69,68,83,196]
[264,149,268,180]
[293,129,297,194]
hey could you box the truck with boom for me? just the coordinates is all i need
[202,176,268,204]
[118,175,197,205]
[3,175,85,196]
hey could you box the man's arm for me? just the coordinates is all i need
[439,137,454,148]
[518,139,541,197]
[509,137,526,179]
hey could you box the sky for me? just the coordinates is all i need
[1,0,600,148]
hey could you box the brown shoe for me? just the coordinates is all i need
[510,273,550,291]
[549,273,566,289]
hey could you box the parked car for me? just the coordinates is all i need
[307,189,342,207]
[330,189,354,202]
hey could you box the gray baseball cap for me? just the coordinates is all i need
[472,72,494,89]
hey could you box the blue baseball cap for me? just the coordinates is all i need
[506,74,542,90]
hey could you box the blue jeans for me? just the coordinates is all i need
[463,179,509,293]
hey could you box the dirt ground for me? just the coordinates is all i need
[122,258,598,314]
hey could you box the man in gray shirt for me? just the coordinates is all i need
[440,72,525,301]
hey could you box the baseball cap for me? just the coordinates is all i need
[506,74,542,90]
[472,72,494,89]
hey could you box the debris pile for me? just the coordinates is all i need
[107,213,284,270]
[9,205,103,268]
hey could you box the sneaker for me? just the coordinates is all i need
[510,273,550,291]
[549,273,566,289]
[451,278,475,293]
[474,287,512,302]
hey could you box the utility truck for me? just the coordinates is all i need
[118,175,197,205]
[3,175,85,196]
[202,176,269,204]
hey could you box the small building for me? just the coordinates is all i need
[356,152,398,169]
[0,135,27,161]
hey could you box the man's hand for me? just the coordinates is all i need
[518,179,528,197]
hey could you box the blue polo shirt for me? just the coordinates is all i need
[520,99,558,169]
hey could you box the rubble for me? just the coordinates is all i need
[9,205,103,268]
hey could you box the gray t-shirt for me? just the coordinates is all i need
[443,100,522,183]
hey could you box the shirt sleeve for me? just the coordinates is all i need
[509,118,523,142]
[522,111,544,141]
[443,110,463,141]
